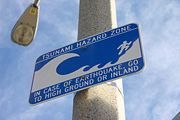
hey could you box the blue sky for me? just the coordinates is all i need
[0,0,180,120]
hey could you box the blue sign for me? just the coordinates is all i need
[29,23,145,105]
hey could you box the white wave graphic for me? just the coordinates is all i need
[31,38,141,92]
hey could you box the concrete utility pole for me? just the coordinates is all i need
[73,0,125,120]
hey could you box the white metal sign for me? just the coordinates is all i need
[29,23,145,105]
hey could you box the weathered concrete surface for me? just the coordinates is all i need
[77,0,117,40]
[73,0,125,120]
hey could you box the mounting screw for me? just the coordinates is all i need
[82,46,87,49]
[81,75,86,80]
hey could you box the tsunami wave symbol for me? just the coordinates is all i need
[56,38,137,76]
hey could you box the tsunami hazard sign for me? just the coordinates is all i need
[29,23,145,105]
